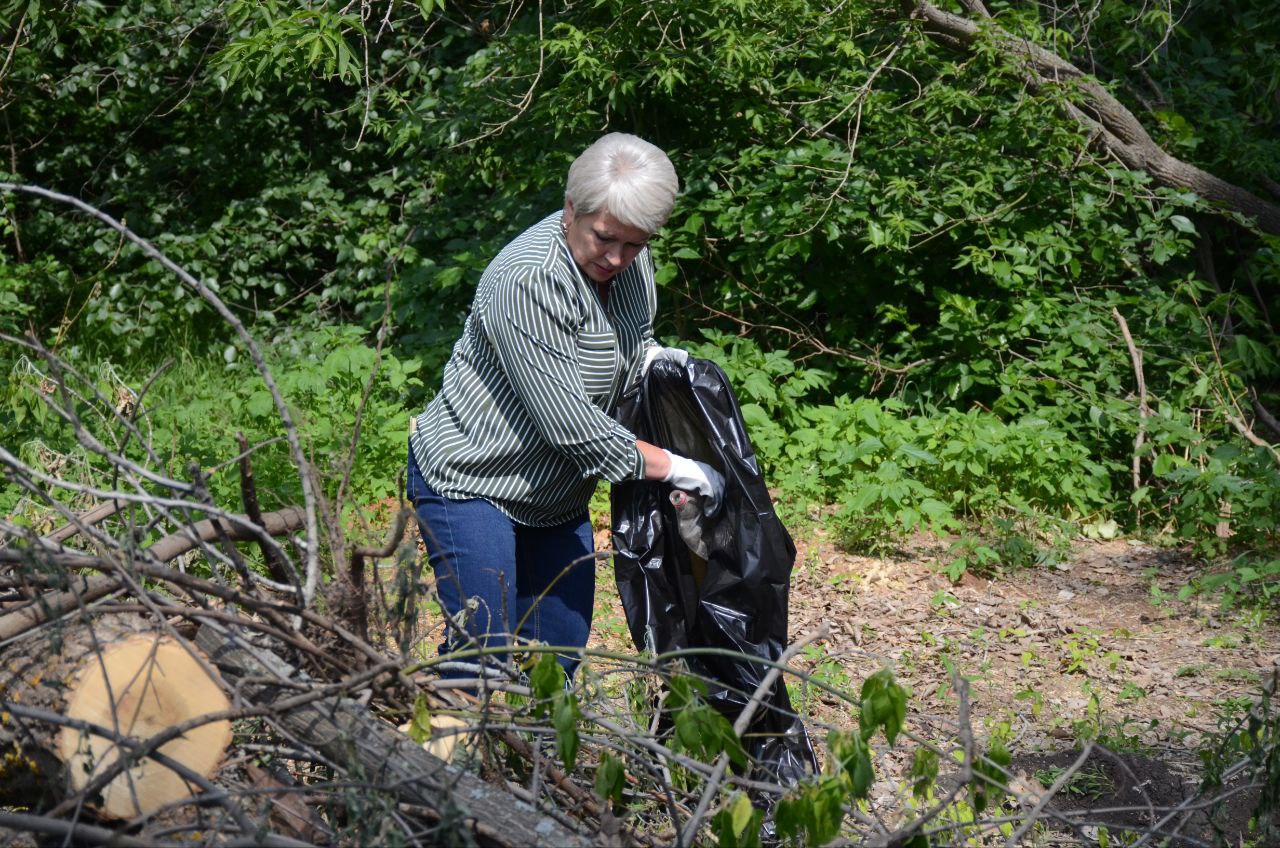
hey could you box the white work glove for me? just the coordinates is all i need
[641,345,689,377]
[662,449,724,516]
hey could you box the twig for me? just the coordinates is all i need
[1251,390,1280,441]
[873,673,975,847]
[0,810,289,848]
[342,506,412,643]
[452,0,545,146]
[1226,413,1280,466]
[1111,307,1149,498]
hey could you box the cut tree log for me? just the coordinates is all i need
[195,620,592,848]
[58,634,232,819]
[1,614,232,819]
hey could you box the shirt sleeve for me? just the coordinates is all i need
[481,267,644,483]
[628,249,661,385]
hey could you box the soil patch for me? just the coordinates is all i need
[586,527,1279,844]
[1008,747,1260,846]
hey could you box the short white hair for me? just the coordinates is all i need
[565,133,679,234]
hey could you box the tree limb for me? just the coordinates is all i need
[196,620,593,848]
[900,1,1280,235]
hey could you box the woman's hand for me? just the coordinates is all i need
[637,441,724,515]
[661,450,724,516]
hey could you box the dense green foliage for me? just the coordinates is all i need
[2,0,1278,602]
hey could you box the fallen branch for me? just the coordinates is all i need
[41,497,129,545]
[0,573,118,642]
[901,1,1280,235]
[196,620,593,848]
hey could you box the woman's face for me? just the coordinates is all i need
[562,201,651,284]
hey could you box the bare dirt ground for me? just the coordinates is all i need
[587,524,1279,844]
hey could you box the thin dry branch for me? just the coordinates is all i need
[0,182,323,607]
[1111,307,1150,496]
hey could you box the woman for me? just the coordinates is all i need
[408,133,723,677]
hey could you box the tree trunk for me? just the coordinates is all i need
[195,620,593,848]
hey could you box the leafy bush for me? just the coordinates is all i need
[150,325,423,514]
[690,334,1111,565]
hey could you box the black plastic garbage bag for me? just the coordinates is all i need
[611,355,818,786]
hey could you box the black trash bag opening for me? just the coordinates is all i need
[611,355,818,787]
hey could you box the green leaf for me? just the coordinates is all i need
[530,652,565,716]
[552,691,581,772]
[829,730,874,798]
[246,390,274,417]
[713,793,762,848]
[594,753,624,804]
[860,668,907,745]
[895,444,939,465]
[729,793,754,836]
[910,747,939,798]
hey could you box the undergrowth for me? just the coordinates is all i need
[689,332,1279,607]
[1,325,422,538]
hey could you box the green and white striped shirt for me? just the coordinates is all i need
[410,210,656,526]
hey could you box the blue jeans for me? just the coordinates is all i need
[406,446,596,677]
